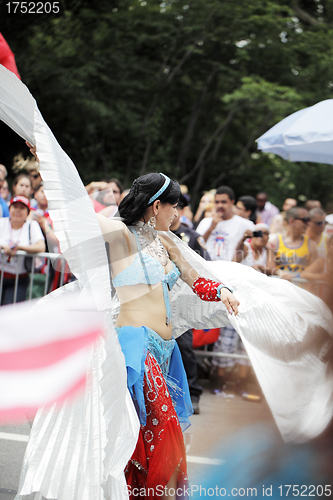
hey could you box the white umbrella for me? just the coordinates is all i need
[256,99,333,165]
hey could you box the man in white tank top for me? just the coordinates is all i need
[306,208,329,258]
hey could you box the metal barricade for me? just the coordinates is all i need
[194,350,249,360]
[0,249,68,305]
[290,276,331,297]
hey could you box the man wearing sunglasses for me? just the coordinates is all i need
[306,208,329,258]
[267,206,318,281]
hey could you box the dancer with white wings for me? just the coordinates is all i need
[0,65,332,500]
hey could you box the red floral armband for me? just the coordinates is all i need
[192,277,233,302]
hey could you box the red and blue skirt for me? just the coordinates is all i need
[117,326,192,499]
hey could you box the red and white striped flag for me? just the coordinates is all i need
[0,292,104,422]
[0,32,21,79]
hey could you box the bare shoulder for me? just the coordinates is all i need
[97,214,135,249]
[97,213,125,234]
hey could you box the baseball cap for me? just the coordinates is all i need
[9,196,31,212]
[254,223,269,232]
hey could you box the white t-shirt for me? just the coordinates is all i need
[196,215,254,261]
[240,240,267,267]
[0,218,44,275]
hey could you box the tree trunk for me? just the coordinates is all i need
[214,111,274,184]
[179,105,238,185]
[125,8,217,184]
[178,67,218,177]
[291,0,323,26]
[140,134,152,176]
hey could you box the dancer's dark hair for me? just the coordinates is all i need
[118,173,180,226]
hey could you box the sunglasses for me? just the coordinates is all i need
[294,217,310,224]
[311,220,327,226]
[30,174,40,179]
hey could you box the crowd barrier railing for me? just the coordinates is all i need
[0,249,68,305]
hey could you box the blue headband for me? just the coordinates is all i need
[148,173,171,205]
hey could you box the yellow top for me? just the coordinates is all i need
[275,234,310,272]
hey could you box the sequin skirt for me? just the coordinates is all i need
[116,326,191,499]
[125,350,188,499]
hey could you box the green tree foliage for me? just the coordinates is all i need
[2,0,333,208]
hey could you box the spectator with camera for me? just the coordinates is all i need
[233,223,272,274]
[0,196,45,304]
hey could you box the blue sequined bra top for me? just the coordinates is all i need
[112,229,180,325]
[112,252,180,289]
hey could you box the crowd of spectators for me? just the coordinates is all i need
[171,183,333,409]
[0,156,72,304]
[83,173,333,411]
[1,156,333,413]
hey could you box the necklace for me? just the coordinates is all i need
[9,223,24,247]
[135,221,169,267]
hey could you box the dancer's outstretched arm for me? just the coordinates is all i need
[159,232,240,315]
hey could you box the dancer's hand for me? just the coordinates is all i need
[25,141,39,162]
[220,288,240,316]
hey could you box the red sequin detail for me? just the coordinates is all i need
[125,351,188,498]
[192,277,223,301]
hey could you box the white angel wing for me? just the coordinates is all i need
[0,65,139,500]
[168,232,333,443]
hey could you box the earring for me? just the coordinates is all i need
[148,216,156,229]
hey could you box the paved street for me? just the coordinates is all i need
[0,380,277,500]
[184,379,279,485]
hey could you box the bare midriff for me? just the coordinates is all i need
[115,282,173,340]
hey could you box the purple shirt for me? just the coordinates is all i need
[257,201,279,226]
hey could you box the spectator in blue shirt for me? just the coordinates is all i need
[0,167,9,217]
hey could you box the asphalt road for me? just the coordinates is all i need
[0,379,277,500]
